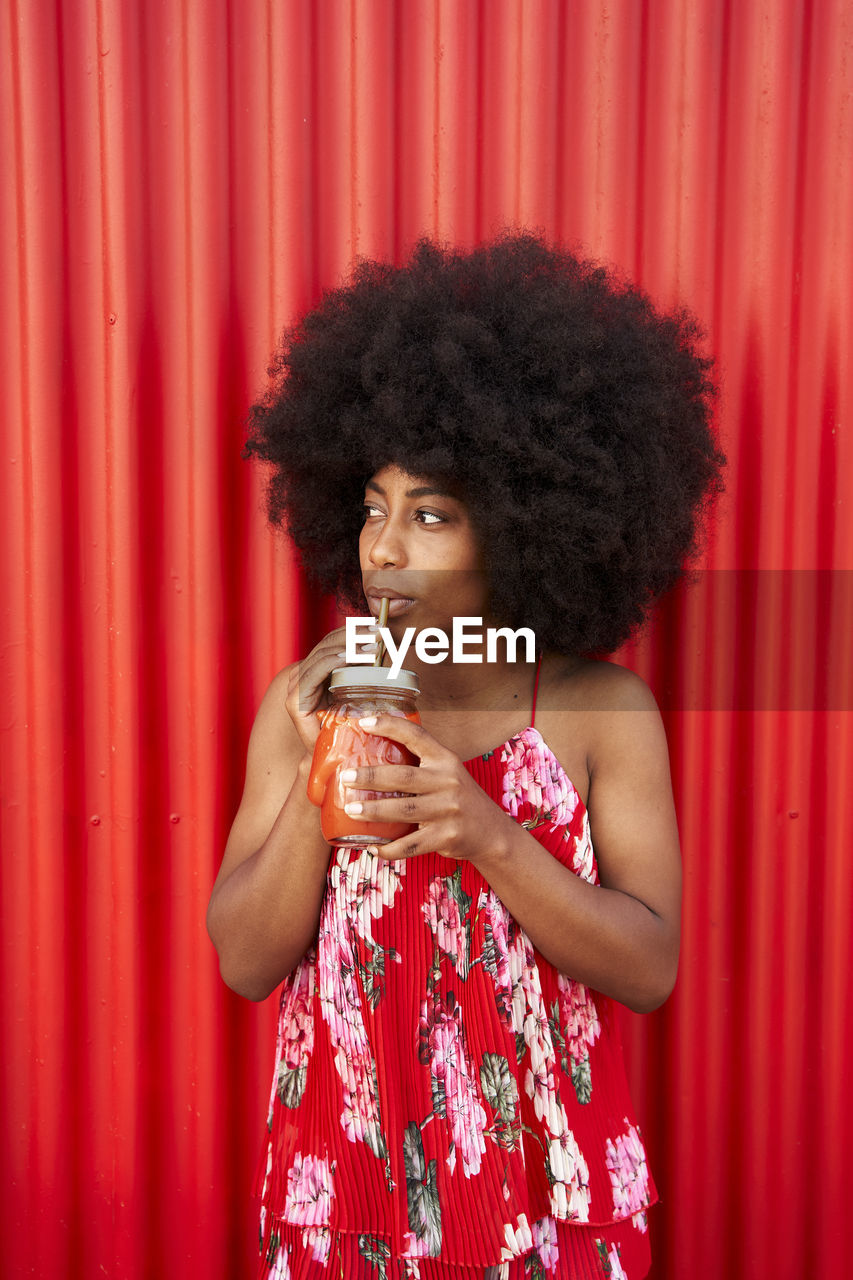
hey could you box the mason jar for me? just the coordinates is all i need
[307,666,421,846]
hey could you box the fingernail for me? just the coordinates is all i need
[366,845,379,856]
[340,769,357,783]
[344,801,363,816]
[358,716,378,728]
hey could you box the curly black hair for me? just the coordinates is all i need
[245,231,724,654]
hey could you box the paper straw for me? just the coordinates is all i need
[373,596,389,667]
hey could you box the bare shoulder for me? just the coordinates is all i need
[534,657,665,807]
[245,662,305,777]
[554,656,658,710]
[250,662,299,741]
[568,660,667,769]
[216,663,308,878]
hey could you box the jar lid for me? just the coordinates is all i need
[329,665,420,695]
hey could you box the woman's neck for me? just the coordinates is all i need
[402,654,538,713]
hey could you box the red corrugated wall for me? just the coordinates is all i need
[2,1,851,1275]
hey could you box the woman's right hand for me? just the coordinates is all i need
[284,624,377,752]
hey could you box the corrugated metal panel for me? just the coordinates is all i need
[2,1,851,1275]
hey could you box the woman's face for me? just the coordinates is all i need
[359,464,490,634]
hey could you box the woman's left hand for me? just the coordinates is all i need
[340,714,506,863]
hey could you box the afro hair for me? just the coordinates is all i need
[245,231,725,655]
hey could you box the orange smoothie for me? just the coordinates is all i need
[307,705,421,845]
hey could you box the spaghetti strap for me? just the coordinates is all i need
[530,652,543,727]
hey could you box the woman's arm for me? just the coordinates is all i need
[206,670,330,1000]
[340,665,681,1013]
[471,669,681,1012]
[207,627,363,1001]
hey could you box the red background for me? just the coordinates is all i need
[2,1,851,1276]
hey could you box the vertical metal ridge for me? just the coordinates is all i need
[2,0,41,1264]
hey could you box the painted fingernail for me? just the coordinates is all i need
[358,716,378,728]
[344,801,363,816]
[366,846,379,856]
[339,769,357,783]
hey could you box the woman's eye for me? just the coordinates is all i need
[361,503,447,524]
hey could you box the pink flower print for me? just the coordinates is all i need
[318,912,362,1050]
[572,813,597,883]
[330,846,405,931]
[284,1152,335,1227]
[595,1241,629,1279]
[265,1243,292,1279]
[532,1216,560,1271]
[500,731,579,831]
[530,1064,568,1135]
[422,872,471,979]
[500,737,532,818]
[402,1231,433,1260]
[427,1008,459,1083]
[318,893,387,1160]
[301,1226,331,1264]
[557,976,600,1063]
[605,1122,651,1231]
[272,957,316,1110]
[502,768,524,817]
[481,906,592,1221]
[479,889,528,1035]
[479,890,512,1019]
[337,1049,377,1143]
[547,1130,587,1188]
[444,1072,488,1177]
[516,951,591,1221]
[418,992,487,1177]
[554,973,601,1104]
[500,1212,534,1260]
[280,961,315,1068]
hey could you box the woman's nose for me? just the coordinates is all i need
[365,519,407,568]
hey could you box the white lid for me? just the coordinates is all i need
[329,665,420,695]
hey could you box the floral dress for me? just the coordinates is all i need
[257,728,656,1279]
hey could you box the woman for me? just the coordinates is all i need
[207,233,724,1278]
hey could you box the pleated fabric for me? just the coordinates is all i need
[260,1213,650,1279]
[257,729,656,1278]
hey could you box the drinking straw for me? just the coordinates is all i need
[373,597,389,667]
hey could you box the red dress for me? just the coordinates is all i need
[257,725,657,1279]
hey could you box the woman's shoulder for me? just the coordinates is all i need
[253,660,298,722]
[533,657,661,806]
[541,654,659,712]
[245,662,305,763]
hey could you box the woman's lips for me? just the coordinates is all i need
[368,594,416,618]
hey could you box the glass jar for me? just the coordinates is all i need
[306,666,421,846]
